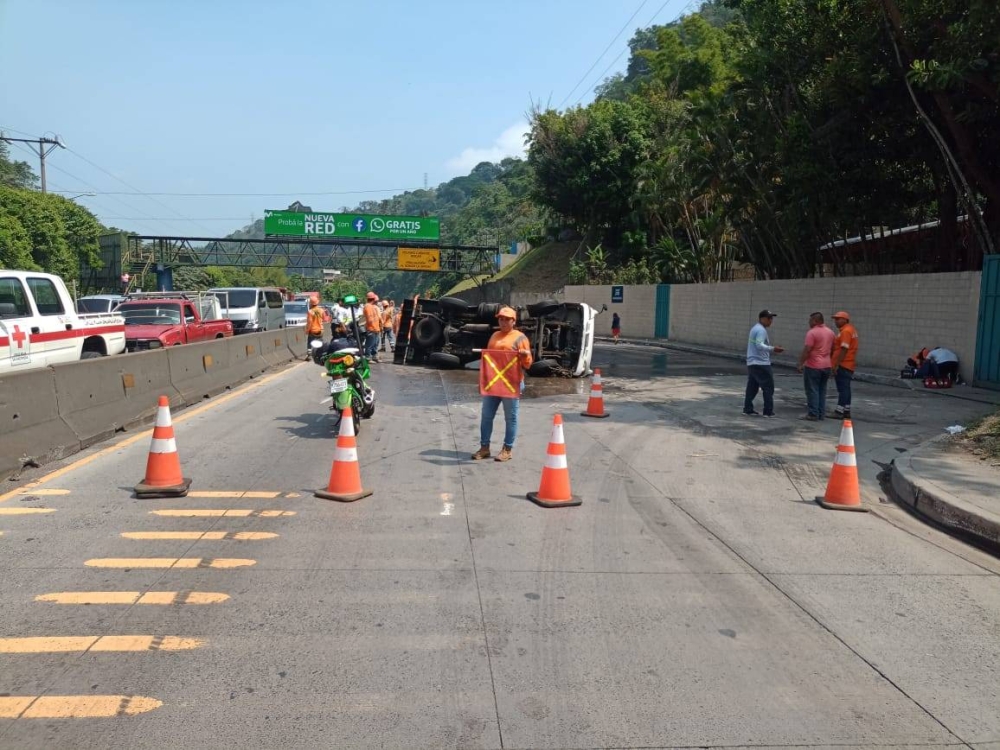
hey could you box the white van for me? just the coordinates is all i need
[208,287,285,334]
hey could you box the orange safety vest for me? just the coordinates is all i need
[306,307,324,335]
[363,303,383,332]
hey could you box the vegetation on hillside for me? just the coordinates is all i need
[528,0,999,282]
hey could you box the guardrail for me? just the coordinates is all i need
[0,327,310,480]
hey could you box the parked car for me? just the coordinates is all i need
[117,292,234,351]
[395,296,603,377]
[283,301,308,327]
[1,270,126,373]
[77,294,125,314]
[208,287,285,334]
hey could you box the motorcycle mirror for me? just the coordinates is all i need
[310,340,325,349]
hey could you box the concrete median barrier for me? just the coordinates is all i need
[166,337,239,406]
[0,368,80,478]
[53,350,173,448]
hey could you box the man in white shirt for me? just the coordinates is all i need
[743,309,785,417]
[917,347,959,383]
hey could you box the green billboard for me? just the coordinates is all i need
[264,210,440,241]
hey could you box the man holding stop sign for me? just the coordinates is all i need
[472,306,534,463]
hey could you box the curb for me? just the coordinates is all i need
[890,436,1000,552]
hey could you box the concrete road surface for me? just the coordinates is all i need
[1,344,998,750]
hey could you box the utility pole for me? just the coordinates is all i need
[0,133,66,193]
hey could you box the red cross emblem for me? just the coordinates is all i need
[11,325,27,349]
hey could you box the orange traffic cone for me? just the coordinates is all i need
[815,419,868,512]
[580,369,610,419]
[527,414,582,508]
[315,406,372,502]
[134,396,192,498]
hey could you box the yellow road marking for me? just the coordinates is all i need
[17,488,70,496]
[186,491,282,499]
[0,695,162,718]
[0,636,203,653]
[121,531,278,541]
[85,558,255,569]
[0,508,56,516]
[0,363,304,505]
[36,591,230,605]
[151,509,295,518]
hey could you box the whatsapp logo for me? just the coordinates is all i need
[370,218,386,233]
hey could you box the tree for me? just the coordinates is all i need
[0,142,37,190]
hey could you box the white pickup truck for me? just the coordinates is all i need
[0,270,127,374]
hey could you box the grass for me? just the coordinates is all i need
[960,410,1000,462]
[444,242,578,297]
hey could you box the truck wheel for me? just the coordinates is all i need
[427,352,462,370]
[80,351,103,360]
[477,303,501,321]
[528,359,559,377]
[438,296,471,315]
[527,300,561,317]
[412,317,444,347]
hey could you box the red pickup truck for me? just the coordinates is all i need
[117,294,234,352]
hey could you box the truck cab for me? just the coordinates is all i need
[1,270,127,373]
[117,292,234,351]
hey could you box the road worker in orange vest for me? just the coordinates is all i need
[362,292,383,362]
[472,306,533,463]
[305,297,325,360]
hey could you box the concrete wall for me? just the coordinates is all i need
[668,272,982,371]
[562,285,660,338]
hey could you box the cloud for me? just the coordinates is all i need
[445,122,529,173]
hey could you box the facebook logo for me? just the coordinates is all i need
[353,218,367,233]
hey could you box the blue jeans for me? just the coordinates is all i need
[744,365,775,415]
[804,366,831,419]
[364,331,380,358]
[480,395,519,449]
[834,367,853,412]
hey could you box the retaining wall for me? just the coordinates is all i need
[1,328,300,480]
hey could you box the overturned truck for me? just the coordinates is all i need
[393,296,604,377]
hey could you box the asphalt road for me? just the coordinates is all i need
[1,344,999,749]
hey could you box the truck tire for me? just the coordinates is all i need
[477,303,501,321]
[412,317,444,347]
[528,358,559,377]
[438,296,470,315]
[80,351,103,360]
[526,299,561,317]
[427,352,462,369]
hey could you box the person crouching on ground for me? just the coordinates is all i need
[796,312,835,421]
[472,306,533,463]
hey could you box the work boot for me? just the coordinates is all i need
[471,446,491,461]
[495,446,513,463]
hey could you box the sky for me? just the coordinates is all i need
[0,0,689,237]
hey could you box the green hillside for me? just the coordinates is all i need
[445,242,577,297]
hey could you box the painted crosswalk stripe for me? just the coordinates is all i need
[36,591,230,605]
[186,491,282,499]
[0,695,162,718]
[85,558,255,569]
[0,636,203,653]
[0,508,56,515]
[121,531,278,540]
[150,509,295,517]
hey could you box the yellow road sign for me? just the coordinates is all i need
[397,247,441,272]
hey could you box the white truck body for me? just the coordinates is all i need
[0,270,127,374]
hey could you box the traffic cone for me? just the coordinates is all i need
[527,414,582,508]
[815,419,868,512]
[580,369,610,419]
[134,396,192,498]
[315,406,372,503]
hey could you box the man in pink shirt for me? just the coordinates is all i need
[796,312,836,421]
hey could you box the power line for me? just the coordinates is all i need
[572,0,700,106]
[49,187,423,198]
[557,0,650,110]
